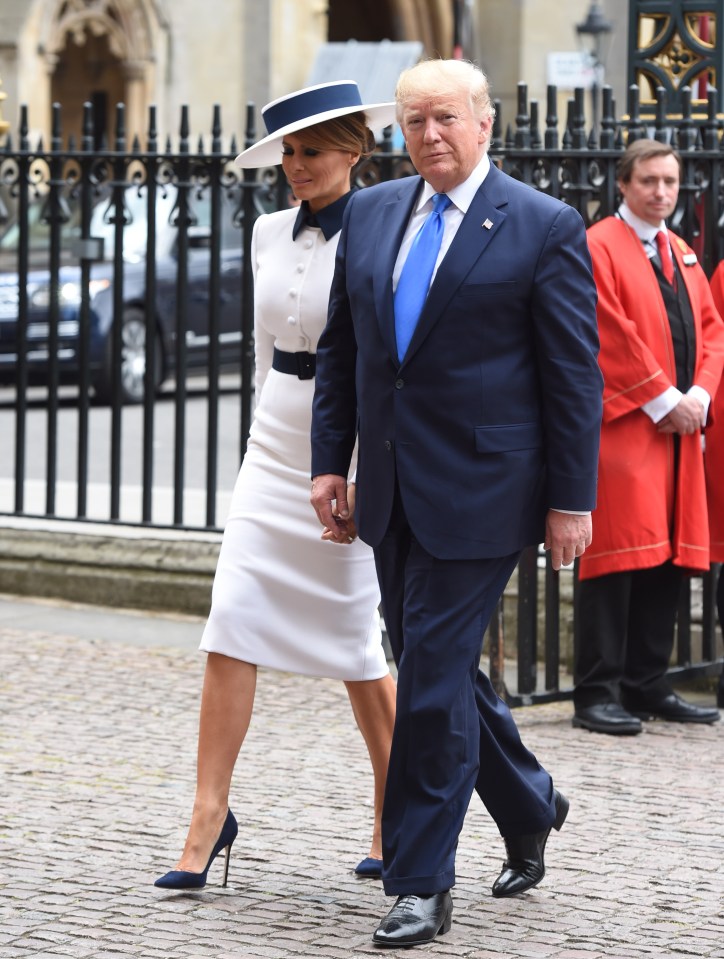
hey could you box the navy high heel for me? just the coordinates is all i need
[354,856,383,878]
[154,809,238,889]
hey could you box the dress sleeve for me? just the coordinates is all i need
[252,216,275,405]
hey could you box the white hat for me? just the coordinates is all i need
[234,80,397,168]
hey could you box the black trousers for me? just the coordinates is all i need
[574,562,683,708]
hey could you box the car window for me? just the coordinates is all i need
[0,195,83,253]
[89,187,241,259]
[0,183,243,265]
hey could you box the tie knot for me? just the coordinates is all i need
[432,193,451,215]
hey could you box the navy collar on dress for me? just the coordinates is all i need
[292,189,355,241]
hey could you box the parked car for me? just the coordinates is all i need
[0,185,244,402]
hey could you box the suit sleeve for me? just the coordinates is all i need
[529,204,603,511]
[310,198,359,479]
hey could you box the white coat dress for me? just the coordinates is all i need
[199,204,388,680]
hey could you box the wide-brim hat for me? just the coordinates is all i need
[234,80,397,168]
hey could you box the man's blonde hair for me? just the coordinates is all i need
[395,59,496,124]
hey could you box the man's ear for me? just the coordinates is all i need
[478,115,493,145]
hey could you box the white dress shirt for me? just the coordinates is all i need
[392,154,491,291]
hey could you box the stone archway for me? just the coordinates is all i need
[327,0,453,57]
[40,0,158,144]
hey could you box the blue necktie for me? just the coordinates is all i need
[394,193,452,360]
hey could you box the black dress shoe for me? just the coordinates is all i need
[492,789,569,898]
[572,702,642,735]
[372,891,452,948]
[624,691,720,724]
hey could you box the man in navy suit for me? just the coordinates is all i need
[311,59,602,948]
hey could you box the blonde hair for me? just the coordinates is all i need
[395,59,496,124]
[291,113,376,157]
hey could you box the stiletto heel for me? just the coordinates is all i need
[221,843,232,887]
[154,809,238,890]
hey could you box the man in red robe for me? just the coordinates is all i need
[574,138,724,734]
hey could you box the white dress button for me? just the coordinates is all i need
[304,240,313,249]
[287,316,297,325]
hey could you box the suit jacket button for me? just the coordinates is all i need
[384,440,392,451]
[395,378,404,389]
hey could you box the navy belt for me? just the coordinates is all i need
[272,347,316,380]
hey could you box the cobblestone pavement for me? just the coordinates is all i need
[1,598,723,959]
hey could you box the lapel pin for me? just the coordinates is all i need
[482,218,494,230]
[682,252,697,266]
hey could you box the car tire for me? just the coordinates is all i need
[94,307,164,404]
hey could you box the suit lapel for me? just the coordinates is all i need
[373,178,421,364]
[402,163,509,366]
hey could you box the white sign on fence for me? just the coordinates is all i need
[547,51,596,90]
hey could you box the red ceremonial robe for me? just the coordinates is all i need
[706,262,724,562]
[579,216,724,580]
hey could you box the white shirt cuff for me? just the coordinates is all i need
[642,386,682,423]
[688,384,711,421]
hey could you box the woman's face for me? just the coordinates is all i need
[281,133,358,212]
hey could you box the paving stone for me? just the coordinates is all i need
[1,607,722,958]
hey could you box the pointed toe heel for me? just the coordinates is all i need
[154,808,238,890]
[354,856,383,878]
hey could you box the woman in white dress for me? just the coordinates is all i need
[155,83,398,890]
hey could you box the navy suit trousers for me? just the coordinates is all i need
[374,493,556,896]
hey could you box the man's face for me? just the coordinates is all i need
[399,91,492,193]
[618,154,680,227]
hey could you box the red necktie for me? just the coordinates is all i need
[655,231,675,285]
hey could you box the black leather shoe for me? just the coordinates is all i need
[372,891,452,948]
[492,789,569,898]
[624,691,720,724]
[572,702,642,735]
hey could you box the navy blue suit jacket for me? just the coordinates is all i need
[311,163,603,560]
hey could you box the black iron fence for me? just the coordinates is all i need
[0,82,722,702]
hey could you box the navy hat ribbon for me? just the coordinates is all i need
[262,82,364,136]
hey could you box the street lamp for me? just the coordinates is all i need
[576,1,613,134]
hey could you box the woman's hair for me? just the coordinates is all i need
[616,139,682,183]
[395,59,496,124]
[294,112,376,157]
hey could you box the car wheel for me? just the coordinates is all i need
[94,308,164,404]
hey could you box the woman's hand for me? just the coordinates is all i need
[320,482,358,544]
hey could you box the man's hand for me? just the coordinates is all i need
[657,395,705,435]
[544,510,592,571]
[311,473,354,543]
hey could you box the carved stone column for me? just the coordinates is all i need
[123,57,147,142]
